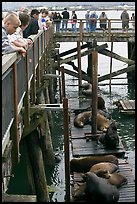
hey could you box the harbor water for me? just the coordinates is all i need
[7,9,135,202]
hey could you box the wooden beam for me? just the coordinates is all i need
[52,44,108,68]
[59,64,135,83]
[2,194,37,202]
[98,64,135,82]
[99,48,135,65]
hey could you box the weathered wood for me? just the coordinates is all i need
[26,129,50,202]
[98,64,135,82]
[22,115,43,139]
[99,48,135,65]
[52,44,108,68]
[63,98,70,202]
[2,193,37,202]
[59,43,88,58]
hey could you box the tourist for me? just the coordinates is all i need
[71,10,77,32]
[89,11,98,32]
[8,12,32,50]
[61,8,69,32]
[2,13,26,56]
[85,10,90,32]
[99,11,108,30]
[39,9,52,30]
[23,9,40,38]
[53,12,62,32]
[131,13,135,31]
[120,8,129,32]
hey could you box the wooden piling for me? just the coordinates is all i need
[109,36,114,93]
[63,98,70,202]
[26,129,50,202]
[127,42,135,82]
[91,50,98,136]
[77,41,82,94]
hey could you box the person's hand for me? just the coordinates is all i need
[18,47,26,57]
[27,38,33,46]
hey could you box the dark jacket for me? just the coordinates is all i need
[62,10,69,19]
[23,16,39,38]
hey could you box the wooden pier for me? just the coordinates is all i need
[68,98,135,202]
[2,17,135,202]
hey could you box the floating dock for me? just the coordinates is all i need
[116,100,135,115]
[69,98,135,202]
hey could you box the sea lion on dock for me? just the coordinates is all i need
[73,111,91,128]
[99,122,119,148]
[90,162,119,174]
[70,154,118,173]
[83,172,119,202]
[96,169,128,188]
[74,110,110,131]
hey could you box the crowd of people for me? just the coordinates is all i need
[2,7,135,56]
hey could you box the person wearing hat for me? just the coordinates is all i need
[23,9,40,38]
[120,8,129,32]
[89,11,98,32]
[85,10,90,32]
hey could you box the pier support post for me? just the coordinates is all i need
[91,50,98,137]
[127,42,135,82]
[26,129,50,202]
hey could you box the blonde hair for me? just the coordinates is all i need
[4,13,21,26]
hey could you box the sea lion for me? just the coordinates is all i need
[71,182,87,201]
[74,110,110,130]
[83,172,119,202]
[96,169,128,188]
[81,82,92,96]
[73,111,91,128]
[99,122,119,148]
[70,155,118,173]
[90,162,119,174]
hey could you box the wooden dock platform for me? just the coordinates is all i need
[116,100,135,115]
[69,98,135,202]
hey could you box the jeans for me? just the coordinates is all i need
[62,19,68,31]
[90,24,97,32]
[56,23,61,32]
[72,23,77,32]
[86,20,90,32]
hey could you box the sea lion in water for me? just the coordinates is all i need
[90,162,119,174]
[99,122,119,148]
[74,110,110,131]
[96,169,128,188]
[83,172,119,202]
[81,82,92,96]
[70,155,118,173]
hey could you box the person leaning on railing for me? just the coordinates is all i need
[2,13,26,57]
[89,11,98,32]
[8,12,33,50]
[99,11,108,30]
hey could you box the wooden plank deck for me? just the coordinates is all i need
[69,98,135,202]
[117,100,135,114]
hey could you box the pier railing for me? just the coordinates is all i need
[2,27,54,156]
[53,18,135,32]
